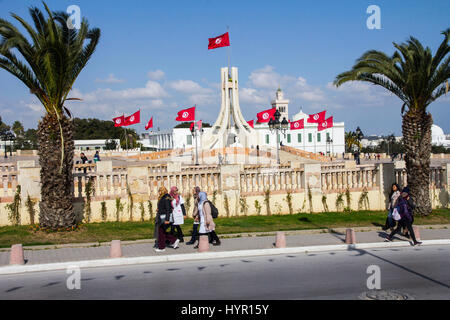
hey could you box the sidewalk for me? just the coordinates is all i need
[0,225,449,268]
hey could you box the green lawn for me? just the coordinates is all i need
[0,209,449,248]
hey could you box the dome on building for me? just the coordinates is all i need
[432,124,445,137]
[292,109,308,121]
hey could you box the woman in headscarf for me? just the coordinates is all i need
[169,186,186,242]
[195,191,220,249]
[186,186,201,245]
[155,186,179,252]
[382,183,401,231]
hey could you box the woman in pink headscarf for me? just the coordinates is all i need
[169,186,186,242]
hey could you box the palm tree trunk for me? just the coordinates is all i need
[402,110,432,216]
[37,114,76,229]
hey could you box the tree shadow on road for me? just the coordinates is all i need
[346,245,450,290]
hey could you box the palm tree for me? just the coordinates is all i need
[0,2,100,229]
[334,29,449,216]
[345,131,361,152]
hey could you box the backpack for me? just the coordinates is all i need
[206,201,219,219]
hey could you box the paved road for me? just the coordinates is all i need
[1,245,449,300]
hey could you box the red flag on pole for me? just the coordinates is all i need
[189,122,195,132]
[247,120,254,128]
[124,110,140,126]
[290,119,304,130]
[256,108,276,123]
[145,117,153,130]
[318,116,333,131]
[113,115,125,127]
[176,106,196,121]
[208,32,230,50]
[307,110,326,124]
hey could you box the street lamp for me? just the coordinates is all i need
[268,109,289,164]
[326,136,333,156]
[7,132,14,156]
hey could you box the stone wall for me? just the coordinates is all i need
[0,161,448,226]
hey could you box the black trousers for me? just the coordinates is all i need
[209,230,220,243]
[170,224,184,240]
[389,218,418,243]
[189,223,199,242]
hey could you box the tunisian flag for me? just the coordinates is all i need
[290,119,304,130]
[256,108,276,123]
[208,32,230,50]
[113,115,125,127]
[318,116,333,131]
[175,106,196,121]
[247,120,254,128]
[124,110,140,126]
[145,117,153,130]
[307,110,326,123]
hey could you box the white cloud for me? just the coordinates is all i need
[95,74,125,84]
[75,81,168,102]
[168,80,210,94]
[147,69,165,80]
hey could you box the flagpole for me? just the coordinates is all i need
[227,25,231,78]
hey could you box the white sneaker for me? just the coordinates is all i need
[154,248,165,252]
[172,239,180,249]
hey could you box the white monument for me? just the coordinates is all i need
[201,67,260,150]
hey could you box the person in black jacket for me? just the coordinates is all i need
[155,186,180,252]
[402,186,416,239]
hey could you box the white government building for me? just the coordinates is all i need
[140,67,345,155]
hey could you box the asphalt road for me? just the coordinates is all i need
[0,245,449,300]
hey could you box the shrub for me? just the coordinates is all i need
[115,198,124,222]
[322,194,329,213]
[147,200,154,220]
[358,188,370,211]
[239,196,249,216]
[285,190,294,215]
[26,195,36,225]
[345,188,352,212]
[336,192,345,212]
[84,178,94,223]
[6,185,21,226]
[264,188,271,216]
[254,200,262,215]
[101,201,107,222]
[127,185,134,221]
[224,193,230,217]
[140,201,145,222]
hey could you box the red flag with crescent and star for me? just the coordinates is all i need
[145,117,153,130]
[256,108,276,123]
[113,115,125,127]
[307,110,326,124]
[208,32,230,50]
[124,110,140,126]
[289,119,304,130]
[317,116,333,132]
[176,106,196,122]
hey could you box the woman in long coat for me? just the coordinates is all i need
[155,186,179,252]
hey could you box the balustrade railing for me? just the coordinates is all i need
[321,165,378,191]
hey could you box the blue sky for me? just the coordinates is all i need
[0,0,449,135]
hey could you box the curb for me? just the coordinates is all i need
[0,224,448,252]
[1,239,449,276]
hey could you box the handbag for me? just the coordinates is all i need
[392,208,401,221]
